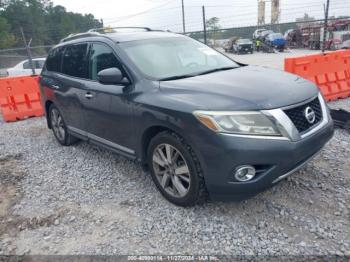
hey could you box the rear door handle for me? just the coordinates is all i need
[85,92,94,99]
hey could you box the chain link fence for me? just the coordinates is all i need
[0,45,53,77]
[186,17,350,48]
[1,17,349,77]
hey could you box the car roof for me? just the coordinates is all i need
[18,57,45,64]
[108,31,185,43]
[58,30,185,47]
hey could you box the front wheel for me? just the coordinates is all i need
[49,104,78,146]
[147,132,208,206]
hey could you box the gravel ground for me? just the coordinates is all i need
[0,50,350,256]
[0,102,349,256]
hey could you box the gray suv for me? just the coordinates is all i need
[39,27,334,206]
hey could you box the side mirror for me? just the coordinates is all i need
[97,68,129,85]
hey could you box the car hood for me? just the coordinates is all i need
[237,43,253,46]
[159,65,319,111]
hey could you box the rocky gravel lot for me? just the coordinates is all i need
[0,50,350,256]
[0,98,349,256]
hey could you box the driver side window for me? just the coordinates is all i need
[89,43,122,80]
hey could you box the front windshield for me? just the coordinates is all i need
[120,37,239,80]
[237,39,251,44]
[262,30,274,36]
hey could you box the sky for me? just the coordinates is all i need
[52,0,350,32]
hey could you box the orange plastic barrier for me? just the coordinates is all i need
[285,50,350,101]
[0,76,44,122]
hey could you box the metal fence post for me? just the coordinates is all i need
[20,27,36,75]
[202,6,207,45]
[322,0,330,53]
[181,0,186,34]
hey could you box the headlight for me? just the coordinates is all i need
[193,111,281,136]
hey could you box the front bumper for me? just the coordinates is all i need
[237,47,253,53]
[198,119,334,201]
[189,94,334,201]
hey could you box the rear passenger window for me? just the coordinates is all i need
[46,47,63,72]
[62,44,89,78]
[89,43,122,80]
[36,60,45,69]
[23,61,30,69]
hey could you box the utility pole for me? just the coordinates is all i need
[181,0,186,33]
[322,0,330,53]
[20,27,35,75]
[202,6,207,45]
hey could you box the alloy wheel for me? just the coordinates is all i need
[50,108,65,142]
[152,143,191,198]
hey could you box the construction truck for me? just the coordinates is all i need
[301,24,322,49]
[223,37,254,54]
[285,18,350,50]
[265,33,286,52]
[232,39,254,54]
[253,29,285,53]
[284,28,302,48]
[320,19,350,50]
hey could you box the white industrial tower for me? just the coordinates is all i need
[257,0,281,25]
[258,0,266,25]
[271,0,281,24]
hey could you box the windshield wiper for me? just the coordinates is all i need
[159,74,196,81]
[195,66,237,76]
[158,66,237,81]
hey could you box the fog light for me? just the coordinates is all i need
[234,165,256,182]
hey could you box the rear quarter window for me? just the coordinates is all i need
[23,61,30,69]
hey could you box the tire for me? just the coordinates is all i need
[147,131,208,206]
[48,104,79,146]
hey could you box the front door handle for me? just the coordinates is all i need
[52,85,60,89]
[85,92,94,99]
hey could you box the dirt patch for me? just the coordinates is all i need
[28,125,47,137]
[0,153,69,254]
[0,154,25,237]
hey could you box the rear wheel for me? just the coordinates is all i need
[49,104,78,146]
[147,131,208,206]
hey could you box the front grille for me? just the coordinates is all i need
[284,97,323,133]
[240,44,252,49]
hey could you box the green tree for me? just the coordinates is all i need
[206,17,223,45]
[206,17,221,31]
[0,16,15,48]
[1,0,103,48]
[2,0,48,46]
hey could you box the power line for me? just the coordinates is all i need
[102,0,174,23]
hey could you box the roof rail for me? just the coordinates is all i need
[59,27,160,43]
[88,27,152,33]
[60,32,101,43]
